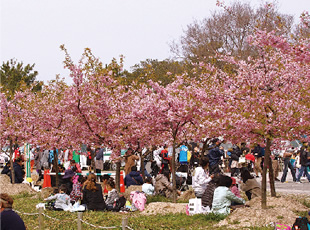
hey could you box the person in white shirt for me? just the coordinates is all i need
[192,157,212,198]
[44,184,70,211]
[142,177,155,195]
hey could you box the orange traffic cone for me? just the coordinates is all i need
[43,169,51,188]
[120,171,125,193]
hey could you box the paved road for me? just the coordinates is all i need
[248,171,310,195]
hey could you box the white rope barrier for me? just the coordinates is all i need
[13,209,39,216]
[80,219,120,229]
[41,213,63,221]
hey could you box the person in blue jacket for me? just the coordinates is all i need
[124,166,143,188]
[179,143,188,164]
[12,158,25,183]
[208,140,224,174]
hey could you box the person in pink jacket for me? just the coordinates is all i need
[230,177,241,198]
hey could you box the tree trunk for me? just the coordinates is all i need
[266,138,276,197]
[9,139,15,184]
[172,141,177,203]
[261,150,268,209]
[140,154,145,182]
[53,148,59,187]
[115,161,121,192]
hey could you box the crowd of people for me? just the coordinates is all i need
[1,139,309,221]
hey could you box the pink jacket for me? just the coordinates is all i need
[130,191,146,211]
[230,185,241,198]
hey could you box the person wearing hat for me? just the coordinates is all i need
[61,169,76,195]
[0,193,26,230]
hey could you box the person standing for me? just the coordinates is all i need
[271,152,280,181]
[95,148,104,177]
[179,143,188,164]
[296,142,310,183]
[252,143,263,178]
[281,148,297,183]
[208,139,224,175]
[124,149,139,176]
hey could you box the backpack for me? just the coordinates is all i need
[292,217,309,230]
[112,196,127,212]
[161,150,169,164]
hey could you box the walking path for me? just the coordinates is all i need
[254,171,310,195]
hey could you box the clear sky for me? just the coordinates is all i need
[1,0,309,84]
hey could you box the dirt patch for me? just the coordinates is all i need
[40,187,55,199]
[122,185,143,200]
[216,195,309,229]
[0,175,36,195]
[141,202,187,215]
[178,189,195,201]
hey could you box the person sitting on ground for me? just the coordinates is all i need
[105,178,119,210]
[11,157,25,183]
[240,167,261,200]
[44,184,70,211]
[124,166,143,188]
[82,173,106,211]
[142,177,155,195]
[101,174,111,194]
[155,168,181,198]
[70,175,86,204]
[211,175,245,215]
[201,173,221,211]
[1,161,11,177]
[230,177,241,198]
[192,157,212,198]
[61,169,75,195]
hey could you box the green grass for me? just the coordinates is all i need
[12,194,228,230]
[12,193,275,230]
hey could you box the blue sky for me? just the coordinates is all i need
[1,0,309,84]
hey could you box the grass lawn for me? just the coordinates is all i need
[12,193,274,230]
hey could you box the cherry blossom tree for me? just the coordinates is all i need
[212,29,310,208]
[0,88,36,183]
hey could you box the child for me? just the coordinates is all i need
[44,184,70,211]
[230,177,241,198]
[70,175,85,204]
[105,178,119,210]
[211,175,245,215]
[101,174,111,194]
[142,177,154,195]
